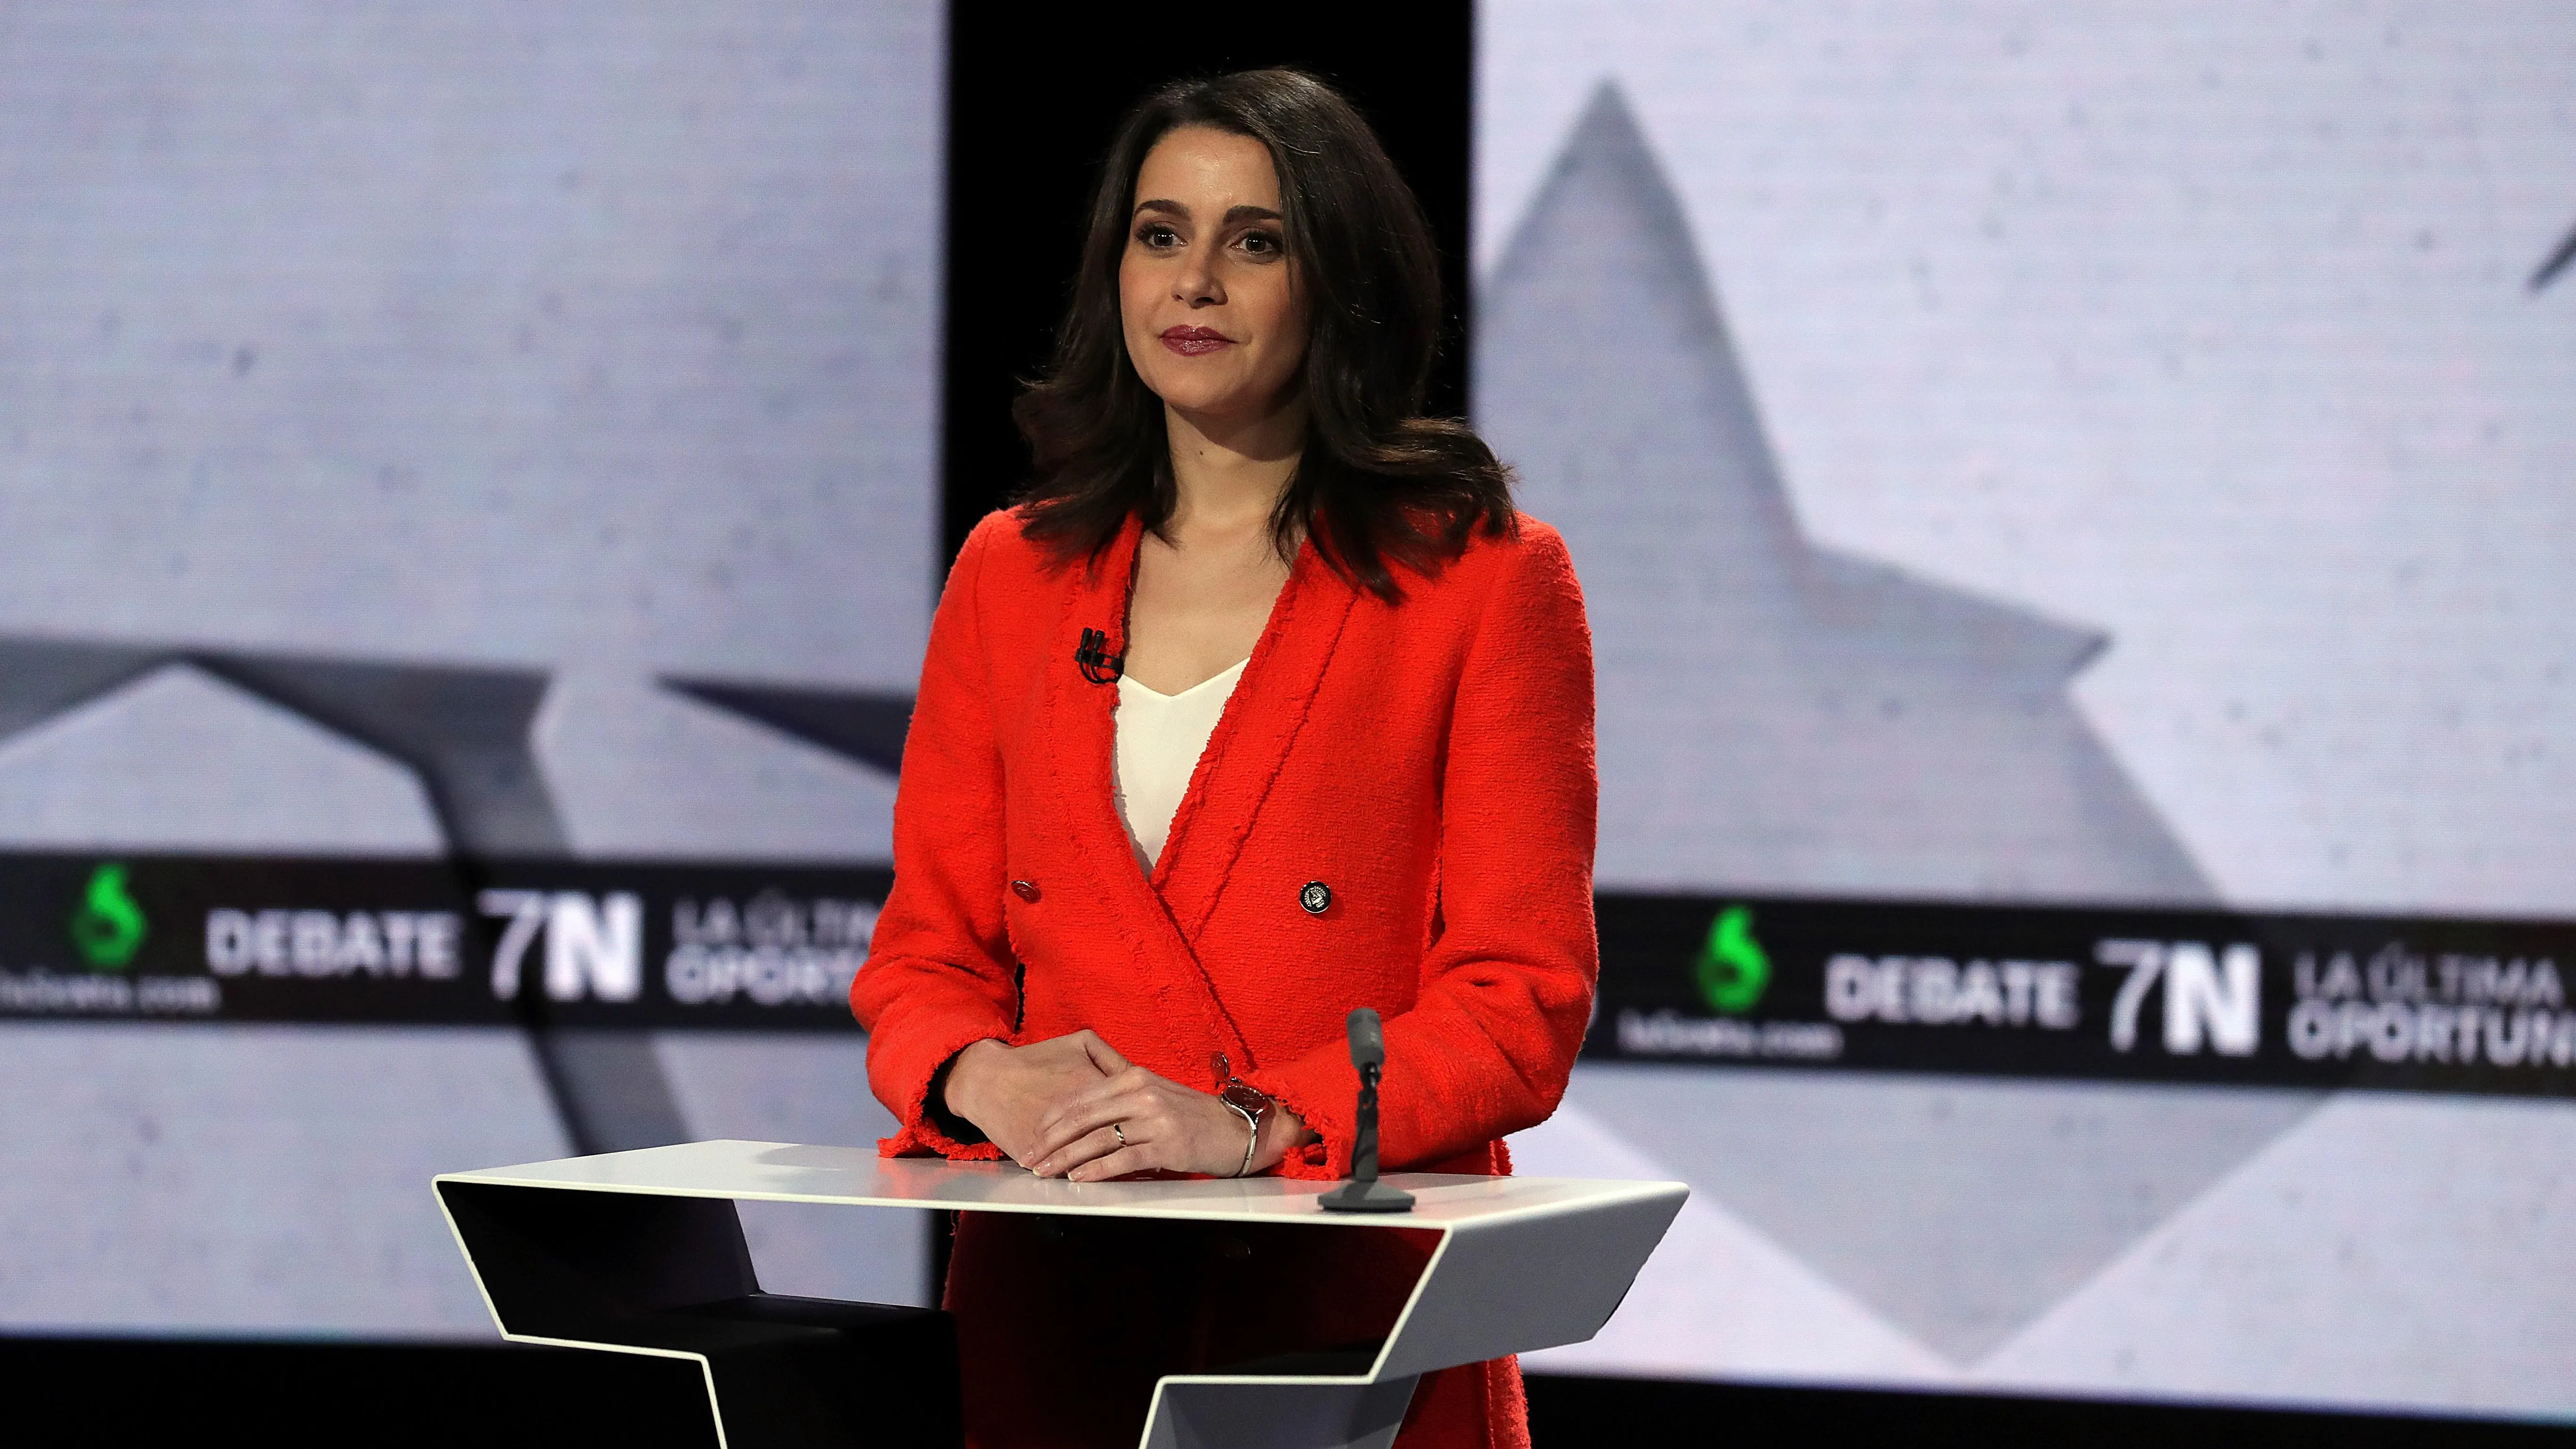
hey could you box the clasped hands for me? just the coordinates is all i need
[940,1031,1305,1182]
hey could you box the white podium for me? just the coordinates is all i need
[436,1140,1685,1449]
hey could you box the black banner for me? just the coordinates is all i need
[1592,893,2576,1098]
[0,853,886,1030]
[8,853,2573,1099]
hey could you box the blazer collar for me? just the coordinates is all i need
[1153,530,1359,944]
[1039,511,1360,1079]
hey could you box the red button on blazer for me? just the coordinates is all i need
[854,507,1600,1449]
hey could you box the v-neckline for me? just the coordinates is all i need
[1113,523,1311,891]
[1036,511,1363,1075]
[1118,656,1249,705]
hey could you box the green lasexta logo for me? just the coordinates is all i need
[1695,904,1770,1014]
[69,863,149,971]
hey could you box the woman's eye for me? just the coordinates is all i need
[1240,231,1282,257]
[1135,224,1180,249]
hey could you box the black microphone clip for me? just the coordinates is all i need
[1074,627,1124,685]
[1320,1006,1417,1213]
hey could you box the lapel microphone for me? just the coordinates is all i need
[1074,627,1124,685]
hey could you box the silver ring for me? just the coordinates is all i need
[1112,1123,1127,1146]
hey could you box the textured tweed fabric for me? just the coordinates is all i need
[854,507,1599,1449]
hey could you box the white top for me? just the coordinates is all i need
[1113,657,1246,870]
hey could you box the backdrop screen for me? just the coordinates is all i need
[0,2,942,1335]
[1480,1,2576,1420]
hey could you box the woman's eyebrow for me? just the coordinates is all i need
[1127,200,1280,225]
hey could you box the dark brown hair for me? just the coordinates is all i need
[1011,68,1513,601]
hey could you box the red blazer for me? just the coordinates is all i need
[856,507,1597,1175]
[852,507,1598,1448]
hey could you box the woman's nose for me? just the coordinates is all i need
[1173,254,1223,307]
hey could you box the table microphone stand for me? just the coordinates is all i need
[1320,1007,1417,1213]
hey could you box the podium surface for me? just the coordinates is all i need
[437,1141,1685,1449]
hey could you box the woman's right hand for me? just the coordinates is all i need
[940,1031,1119,1166]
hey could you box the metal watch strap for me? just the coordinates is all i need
[1217,1082,1267,1177]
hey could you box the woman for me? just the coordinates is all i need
[853,69,1596,1449]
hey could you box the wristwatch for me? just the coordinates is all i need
[1216,1081,1270,1178]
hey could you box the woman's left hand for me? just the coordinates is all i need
[1026,1036,1274,1182]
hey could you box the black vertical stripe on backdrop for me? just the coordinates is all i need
[938,2,1476,578]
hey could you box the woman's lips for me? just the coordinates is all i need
[1160,326,1234,357]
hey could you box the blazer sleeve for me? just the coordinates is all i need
[1253,526,1600,1176]
[850,515,1016,1159]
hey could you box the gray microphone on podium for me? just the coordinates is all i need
[1320,1007,1417,1213]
